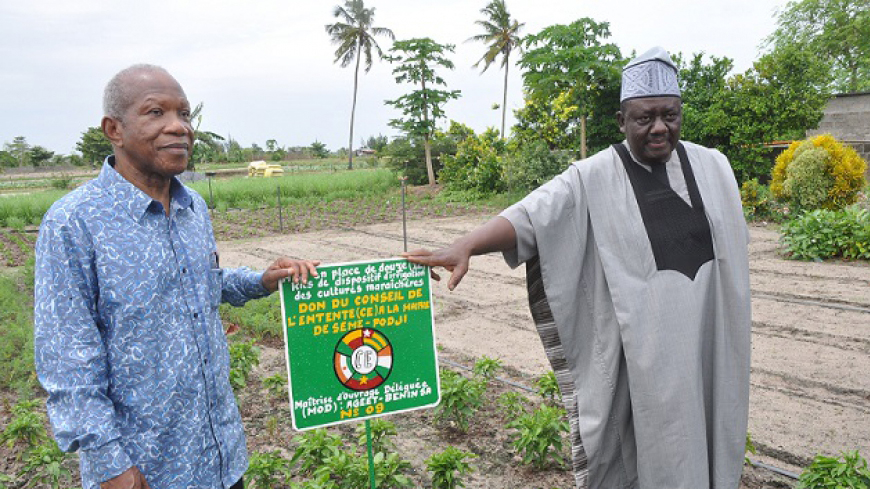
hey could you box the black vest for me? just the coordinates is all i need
[611,143,714,280]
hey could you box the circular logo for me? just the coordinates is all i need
[333,328,393,391]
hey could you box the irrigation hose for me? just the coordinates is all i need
[440,358,800,481]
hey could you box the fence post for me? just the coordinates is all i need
[277,184,283,233]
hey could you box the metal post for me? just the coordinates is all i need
[205,172,216,209]
[400,176,408,252]
[366,420,376,489]
[277,184,283,233]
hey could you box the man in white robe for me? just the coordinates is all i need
[403,47,751,489]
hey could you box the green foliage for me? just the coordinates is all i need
[381,131,459,185]
[471,355,502,382]
[0,272,36,393]
[310,141,330,159]
[496,391,530,421]
[313,449,412,489]
[355,418,397,454]
[219,295,283,340]
[440,127,505,194]
[745,432,757,465]
[0,189,67,229]
[18,442,73,489]
[290,429,344,475]
[797,450,870,489]
[536,370,560,404]
[765,0,870,92]
[674,46,830,184]
[740,179,779,222]
[780,206,870,260]
[502,139,572,192]
[75,127,113,166]
[2,400,47,449]
[246,450,293,489]
[426,446,477,489]
[229,339,261,391]
[516,18,624,155]
[261,372,288,399]
[467,0,524,137]
[435,369,485,433]
[508,404,569,470]
[772,135,867,212]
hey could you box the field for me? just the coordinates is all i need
[0,170,867,488]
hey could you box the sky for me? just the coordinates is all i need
[0,0,788,156]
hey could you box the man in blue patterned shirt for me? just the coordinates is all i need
[34,64,319,489]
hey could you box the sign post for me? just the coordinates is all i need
[279,258,440,432]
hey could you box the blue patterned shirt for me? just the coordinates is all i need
[34,158,268,489]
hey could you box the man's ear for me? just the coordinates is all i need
[616,111,626,134]
[102,116,123,148]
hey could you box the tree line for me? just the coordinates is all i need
[3,0,867,185]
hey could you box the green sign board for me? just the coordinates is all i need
[280,258,440,430]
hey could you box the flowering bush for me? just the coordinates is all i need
[771,134,866,212]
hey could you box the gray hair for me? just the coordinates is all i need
[103,64,172,121]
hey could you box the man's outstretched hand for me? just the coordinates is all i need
[261,257,321,292]
[402,245,472,291]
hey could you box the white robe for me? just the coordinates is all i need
[501,141,751,489]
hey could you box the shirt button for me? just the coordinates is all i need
[193,312,199,319]
[182,268,187,273]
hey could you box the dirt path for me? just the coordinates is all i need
[219,216,870,479]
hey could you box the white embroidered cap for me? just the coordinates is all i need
[620,47,681,102]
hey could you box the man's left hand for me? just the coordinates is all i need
[261,258,321,292]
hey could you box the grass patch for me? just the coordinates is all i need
[0,259,36,395]
[220,295,284,341]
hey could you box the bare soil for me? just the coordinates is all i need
[217,216,870,488]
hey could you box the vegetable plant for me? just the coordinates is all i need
[797,450,870,489]
[18,442,73,489]
[289,429,343,475]
[246,450,293,489]
[435,369,485,433]
[355,418,397,454]
[2,400,47,449]
[229,339,261,391]
[536,370,561,405]
[472,355,502,382]
[509,404,569,470]
[496,391,529,421]
[426,446,477,489]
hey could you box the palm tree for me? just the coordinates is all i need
[326,0,394,170]
[467,0,524,138]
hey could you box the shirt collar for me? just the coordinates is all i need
[98,155,195,221]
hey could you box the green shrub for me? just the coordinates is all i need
[0,272,36,393]
[2,400,47,449]
[426,446,477,489]
[313,449,412,489]
[220,295,283,340]
[355,419,397,454]
[771,134,867,212]
[496,391,530,421]
[471,355,502,382]
[18,442,73,489]
[246,450,293,489]
[508,404,569,470]
[228,339,260,391]
[780,206,870,260]
[502,140,572,192]
[434,370,485,433]
[261,372,288,399]
[440,128,505,194]
[740,179,778,221]
[797,450,870,489]
[290,429,343,475]
[5,216,25,231]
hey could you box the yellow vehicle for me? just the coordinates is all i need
[247,160,285,177]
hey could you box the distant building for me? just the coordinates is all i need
[807,92,870,177]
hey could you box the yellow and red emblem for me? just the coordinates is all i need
[333,328,393,390]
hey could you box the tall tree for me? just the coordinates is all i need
[326,0,395,170]
[517,19,624,157]
[4,136,30,167]
[385,38,462,186]
[188,102,226,169]
[467,0,524,138]
[765,0,870,92]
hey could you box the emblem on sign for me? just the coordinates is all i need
[334,328,393,390]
